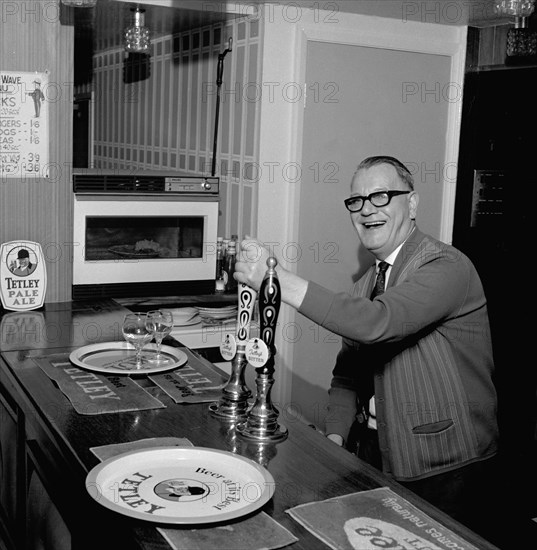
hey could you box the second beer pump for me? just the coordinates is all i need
[210,256,288,443]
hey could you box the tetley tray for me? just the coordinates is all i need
[85,446,275,524]
[69,342,187,375]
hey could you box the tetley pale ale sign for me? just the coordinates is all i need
[0,240,46,311]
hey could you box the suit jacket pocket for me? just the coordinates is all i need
[412,419,453,435]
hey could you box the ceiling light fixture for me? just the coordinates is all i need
[124,7,151,54]
[494,0,537,63]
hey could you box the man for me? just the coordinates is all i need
[234,156,499,536]
[27,80,45,118]
[11,248,37,276]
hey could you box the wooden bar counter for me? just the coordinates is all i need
[0,301,500,550]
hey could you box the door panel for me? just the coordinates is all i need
[292,41,452,427]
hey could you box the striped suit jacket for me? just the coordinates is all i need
[300,228,499,480]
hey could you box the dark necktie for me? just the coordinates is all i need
[370,261,389,299]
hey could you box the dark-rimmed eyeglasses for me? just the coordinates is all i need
[344,190,411,213]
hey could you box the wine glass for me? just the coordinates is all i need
[122,312,152,369]
[145,309,174,364]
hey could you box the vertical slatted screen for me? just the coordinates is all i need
[91,17,262,241]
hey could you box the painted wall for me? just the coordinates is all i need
[0,0,74,303]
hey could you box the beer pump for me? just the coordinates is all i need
[209,283,256,420]
[237,257,288,442]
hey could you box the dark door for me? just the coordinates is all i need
[453,67,535,460]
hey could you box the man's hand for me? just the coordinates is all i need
[234,237,270,291]
[234,236,309,310]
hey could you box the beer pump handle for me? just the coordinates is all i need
[258,257,281,359]
[237,283,257,343]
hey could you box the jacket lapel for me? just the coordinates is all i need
[386,227,425,289]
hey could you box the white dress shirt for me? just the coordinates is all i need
[367,243,404,430]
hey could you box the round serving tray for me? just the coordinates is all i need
[85,446,275,524]
[69,342,187,375]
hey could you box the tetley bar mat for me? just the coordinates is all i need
[286,487,480,550]
[34,354,165,415]
[149,347,227,404]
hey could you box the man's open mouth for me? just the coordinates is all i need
[363,221,385,229]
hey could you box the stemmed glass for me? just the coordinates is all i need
[145,309,174,364]
[122,312,153,369]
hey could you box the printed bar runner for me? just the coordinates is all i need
[286,487,480,550]
[34,354,165,414]
[149,347,227,404]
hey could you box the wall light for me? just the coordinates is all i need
[124,7,151,54]
[494,0,535,17]
[494,0,537,62]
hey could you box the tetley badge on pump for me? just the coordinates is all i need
[0,240,47,311]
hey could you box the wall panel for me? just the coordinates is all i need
[0,0,74,303]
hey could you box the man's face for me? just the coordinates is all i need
[166,481,189,496]
[19,257,29,268]
[350,163,418,260]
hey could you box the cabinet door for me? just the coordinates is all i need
[25,450,72,550]
[0,391,19,546]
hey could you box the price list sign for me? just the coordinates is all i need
[0,70,49,179]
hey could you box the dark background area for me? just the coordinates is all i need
[453,66,535,473]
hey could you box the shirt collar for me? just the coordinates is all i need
[375,226,416,269]
[375,244,401,270]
